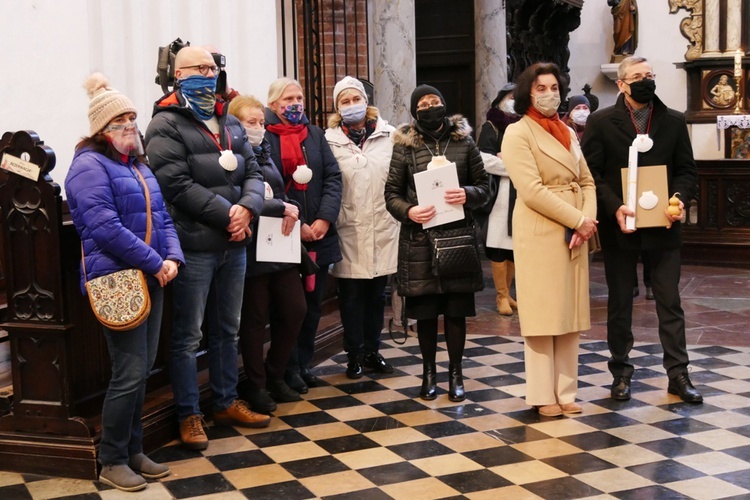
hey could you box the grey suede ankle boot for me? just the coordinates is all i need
[99,464,147,492]
[129,453,171,479]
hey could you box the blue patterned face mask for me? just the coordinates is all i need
[179,75,217,120]
[281,103,304,124]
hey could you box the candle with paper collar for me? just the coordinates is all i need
[735,49,743,77]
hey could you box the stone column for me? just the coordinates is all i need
[369,0,416,127]
[724,0,743,53]
[703,0,721,56]
[474,0,507,129]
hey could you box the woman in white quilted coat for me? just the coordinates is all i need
[325,76,400,380]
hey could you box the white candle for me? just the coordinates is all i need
[626,145,638,231]
[735,49,743,77]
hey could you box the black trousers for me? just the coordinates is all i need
[603,247,689,379]
[238,267,307,388]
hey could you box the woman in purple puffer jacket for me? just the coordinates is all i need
[65,73,183,493]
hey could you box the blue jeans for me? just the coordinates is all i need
[99,285,164,466]
[169,248,246,421]
[339,276,387,357]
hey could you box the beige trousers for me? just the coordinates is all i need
[523,332,579,406]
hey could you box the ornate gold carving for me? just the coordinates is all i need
[669,0,704,61]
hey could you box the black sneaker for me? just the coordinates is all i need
[363,352,394,374]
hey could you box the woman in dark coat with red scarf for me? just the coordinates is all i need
[264,77,342,393]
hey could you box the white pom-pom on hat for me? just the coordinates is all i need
[84,72,137,136]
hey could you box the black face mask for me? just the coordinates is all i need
[628,79,656,104]
[416,105,446,130]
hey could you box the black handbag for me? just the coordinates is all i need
[427,225,482,278]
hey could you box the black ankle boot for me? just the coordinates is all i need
[448,363,465,402]
[420,363,437,400]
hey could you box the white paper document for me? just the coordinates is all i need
[256,216,301,263]
[413,162,465,229]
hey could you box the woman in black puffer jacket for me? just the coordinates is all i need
[384,85,489,403]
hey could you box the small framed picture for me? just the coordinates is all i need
[725,127,750,159]
[703,69,737,109]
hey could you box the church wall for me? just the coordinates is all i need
[0,0,725,193]
[568,1,722,160]
[1,0,281,190]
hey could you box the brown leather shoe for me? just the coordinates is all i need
[214,400,271,428]
[179,415,208,450]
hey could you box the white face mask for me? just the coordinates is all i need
[532,92,561,118]
[501,98,516,116]
[245,127,265,147]
[570,109,590,126]
[340,102,367,125]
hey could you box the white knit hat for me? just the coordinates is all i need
[332,76,368,111]
[84,73,137,135]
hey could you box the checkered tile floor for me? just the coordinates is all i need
[3,333,750,499]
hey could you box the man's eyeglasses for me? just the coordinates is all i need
[179,64,219,76]
[622,73,656,83]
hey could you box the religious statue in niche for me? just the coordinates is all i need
[710,74,736,107]
[608,0,638,62]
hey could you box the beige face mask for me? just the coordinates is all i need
[532,92,561,117]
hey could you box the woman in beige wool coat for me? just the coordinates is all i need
[502,63,597,417]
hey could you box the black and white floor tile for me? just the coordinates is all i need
[2,333,750,499]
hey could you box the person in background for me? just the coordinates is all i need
[229,95,307,412]
[385,85,490,402]
[66,73,184,491]
[264,77,343,394]
[581,55,701,403]
[562,95,590,142]
[325,76,399,379]
[145,46,271,452]
[477,82,521,316]
[502,63,598,417]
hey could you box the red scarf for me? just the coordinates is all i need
[266,123,310,191]
[527,107,571,151]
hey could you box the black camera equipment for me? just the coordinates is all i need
[155,38,228,96]
[213,53,227,96]
[155,38,190,94]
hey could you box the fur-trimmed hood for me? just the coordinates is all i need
[393,114,473,148]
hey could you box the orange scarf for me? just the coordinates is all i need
[527,107,571,151]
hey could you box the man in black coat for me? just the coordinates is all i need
[145,46,270,451]
[581,56,702,404]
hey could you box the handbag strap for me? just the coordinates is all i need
[81,164,153,282]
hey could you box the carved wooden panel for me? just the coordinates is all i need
[0,131,64,324]
[506,0,582,94]
[682,159,750,267]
